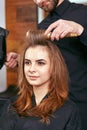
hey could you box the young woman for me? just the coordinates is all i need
[0,30,81,130]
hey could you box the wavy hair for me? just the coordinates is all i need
[13,30,69,124]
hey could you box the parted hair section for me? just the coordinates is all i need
[14,29,69,124]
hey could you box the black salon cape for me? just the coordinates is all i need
[0,98,81,130]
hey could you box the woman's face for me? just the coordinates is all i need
[24,46,51,88]
[33,0,58,12]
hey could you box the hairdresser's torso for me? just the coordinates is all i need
[38,0,87,103]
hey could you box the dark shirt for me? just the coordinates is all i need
[0,27,9,69]
[0,98,81,130]
[38,0,87,103]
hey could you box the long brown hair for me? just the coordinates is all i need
[14,30,69,123]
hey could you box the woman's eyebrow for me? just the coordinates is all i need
[24,59,30,61]
[36,59,47,62]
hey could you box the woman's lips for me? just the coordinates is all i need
[29,76,39,80]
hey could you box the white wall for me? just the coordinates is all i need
[69,0,87,3]
[37,8,44,23]
[0,0,7,92]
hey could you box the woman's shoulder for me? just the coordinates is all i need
[0,97,19,130]
[0,99,11,116]
[64,99,79,112]
[55,99,79,116]
[0,95,18,116]
[63,99,78,109]
[54,99,81,125]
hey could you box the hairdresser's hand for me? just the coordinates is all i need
[45,19,84,41]
[5,52,19,69]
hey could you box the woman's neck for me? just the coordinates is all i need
[33,85,49,105]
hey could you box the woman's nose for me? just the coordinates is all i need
[29,64,36,73]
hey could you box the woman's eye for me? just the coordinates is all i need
[38,62,45,65]
[24,61,31,65]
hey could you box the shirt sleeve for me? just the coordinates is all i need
[79,27,87,46]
